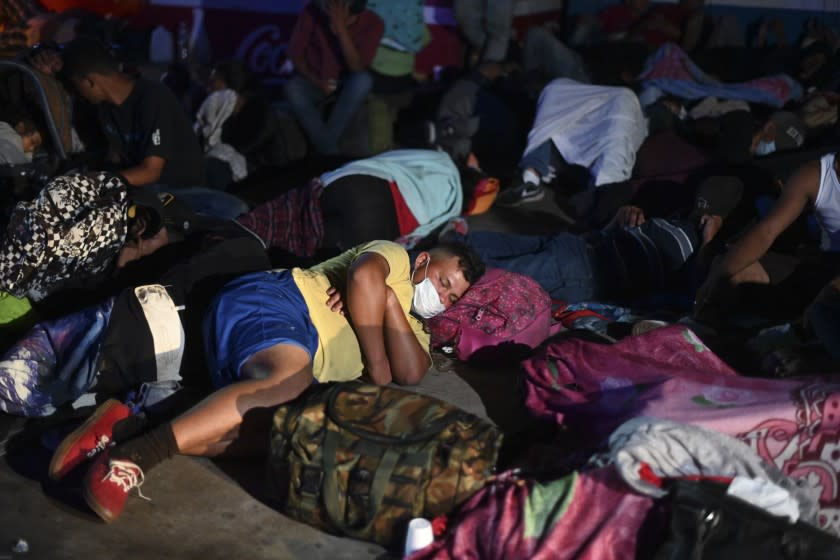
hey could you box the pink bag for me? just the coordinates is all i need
[426,268,554,362]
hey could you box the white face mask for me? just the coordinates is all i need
[411,259,446,319]
[755,140,776,156]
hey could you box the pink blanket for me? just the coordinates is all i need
[409,467,658,560]
[523,325,840,534]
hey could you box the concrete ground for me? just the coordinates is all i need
[0,199,570,560]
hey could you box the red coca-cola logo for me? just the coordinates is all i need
[235,25,292,79]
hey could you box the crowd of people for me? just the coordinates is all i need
[2,0,840,553]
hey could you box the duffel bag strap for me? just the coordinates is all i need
[322,428,401,538]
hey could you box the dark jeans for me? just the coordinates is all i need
[149,185,250,221]
[464,230,603,303]
[284,72,373,155]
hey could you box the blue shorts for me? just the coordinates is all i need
[203,270,319,388]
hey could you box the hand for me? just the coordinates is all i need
[321,78,338,95]
[325,286,345,315]
[700,214,723,246]
[327,0,352,35]
[30,48,63,76]
[611,205,646,230]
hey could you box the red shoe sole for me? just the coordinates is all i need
[48,399,125,481]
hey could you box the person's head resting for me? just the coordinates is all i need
[2,109,43,154]
[209,59,250,93]
[410,241,485,318]
[61,37,122,104]
[752,111,807,157]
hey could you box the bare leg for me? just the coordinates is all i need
[173,344,313,457]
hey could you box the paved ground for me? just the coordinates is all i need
[0,356,532,560]
[0,198,568,560]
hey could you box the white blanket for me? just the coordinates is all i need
[524,79,647,187]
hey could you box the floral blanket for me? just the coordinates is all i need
[523,325,840,534]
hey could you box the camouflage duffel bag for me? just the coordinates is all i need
[269,382,503,547]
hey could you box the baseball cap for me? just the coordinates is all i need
[126,188,195,238]
[691,175,744,220]
[769,111,807,152]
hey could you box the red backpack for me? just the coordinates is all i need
[426,268,555,362]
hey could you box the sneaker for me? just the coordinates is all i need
[48,399,130,481]
[84,452,149,523]
[494,182,545,208]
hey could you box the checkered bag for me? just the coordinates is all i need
[0,172,128,301]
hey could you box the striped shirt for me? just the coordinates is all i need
[603,218,701,297]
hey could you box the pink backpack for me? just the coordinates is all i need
[427,268,555,362]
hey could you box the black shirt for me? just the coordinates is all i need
[98,79,205,187]
[99,219,271,394]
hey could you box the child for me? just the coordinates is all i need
[0,113,42,164]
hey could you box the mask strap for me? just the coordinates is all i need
[412,257,432,284]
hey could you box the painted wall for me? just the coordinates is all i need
[567,0,840,42]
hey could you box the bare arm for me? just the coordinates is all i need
[695,161,819,312]
[346,252,392,385]
[120,155,166,186]
[383,287,431,385]
[716,161,819,279]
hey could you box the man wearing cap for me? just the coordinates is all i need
[751,111,807,157]
[696,152,840,324]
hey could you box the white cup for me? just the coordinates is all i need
[404,517,434,557]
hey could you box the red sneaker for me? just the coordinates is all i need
[84,451,148,523]
[48,399,130,480]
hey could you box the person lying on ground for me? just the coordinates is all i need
[696,152,840,325]
[495,78,647,207]
[29,37,205,187]
[456,175,742,304]
[0,189,271,417]
[48,240,484,523]
[237,149,496,257]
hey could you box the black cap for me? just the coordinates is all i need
[691,175,744,220]
[126,188,195,238]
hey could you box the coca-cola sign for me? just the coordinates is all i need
[235,24,292,82]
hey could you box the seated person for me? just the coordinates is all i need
[284,0,384,155]
[35,37,205,188]
[457,175,742,304]
[697,152,840,325]
[48,240,484,523]
[238,149,495,257]
[197,60,290,190]
[496,78,647,206]
[0,110,42,164]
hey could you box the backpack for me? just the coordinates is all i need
[0,172,127,301]
[269,382,503,548]
[426,268,554,362]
